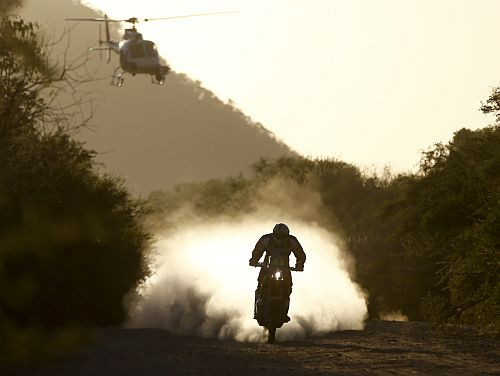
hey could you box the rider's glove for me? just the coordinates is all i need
[294,263,304,271]
[249,258,258,267]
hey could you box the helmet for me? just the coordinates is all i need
[273,223,290,242]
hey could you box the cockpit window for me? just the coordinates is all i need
[144,42,159,57]
[128,43,145,58]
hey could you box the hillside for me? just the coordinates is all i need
[20,0,293,193]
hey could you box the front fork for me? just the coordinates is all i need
[254,286,290,320]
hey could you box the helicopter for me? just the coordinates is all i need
[66,12,235,87]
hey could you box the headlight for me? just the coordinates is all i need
[274,271,282,280]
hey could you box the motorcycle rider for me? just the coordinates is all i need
[249,223,306,322]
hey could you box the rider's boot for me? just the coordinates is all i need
[254,289,262,320]
[284,297,291,322]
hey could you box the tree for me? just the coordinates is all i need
[416,127,500,331]
[481,87,500,122]
[0,16,150,361]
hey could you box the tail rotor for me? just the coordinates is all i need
[98,23,103,61]
[90,14,111,63]
[104,14,111,63]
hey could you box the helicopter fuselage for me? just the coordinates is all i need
[103,28,169,85]
[119,39,162,75]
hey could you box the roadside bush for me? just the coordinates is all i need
[0,16,149,361]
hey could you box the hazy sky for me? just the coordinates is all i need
[80,0,499,171]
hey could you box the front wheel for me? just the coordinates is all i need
[267,327,276,344]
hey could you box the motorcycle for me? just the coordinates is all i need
[252,260,302,344]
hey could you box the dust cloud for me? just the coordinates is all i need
[127,179,367,342]
[127,223,367,342]
[379,311,409,322]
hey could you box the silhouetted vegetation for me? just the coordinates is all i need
[0,0,23,16]
[1,15,149,361]
[147,126,499,334]
[1,3,498,366]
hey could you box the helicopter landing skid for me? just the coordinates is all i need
[151,65,170,86]
[111,66,125,87]
[151,75,165,86]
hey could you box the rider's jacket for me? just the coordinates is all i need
[250,234,306,285]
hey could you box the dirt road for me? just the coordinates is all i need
[2,321,498,375]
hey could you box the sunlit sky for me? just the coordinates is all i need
[81,0,499,171]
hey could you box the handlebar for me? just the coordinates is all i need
[253,262,303,272]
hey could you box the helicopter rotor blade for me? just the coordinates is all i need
[65,17,123,23]
[67,11,237,25]
[143,11,238,22]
